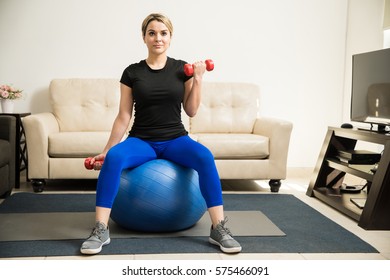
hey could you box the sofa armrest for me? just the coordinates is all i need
[253,117,293,177]
[22,113,59,179]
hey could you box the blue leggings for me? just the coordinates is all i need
[96,135,223,209]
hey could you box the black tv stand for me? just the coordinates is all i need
[306,127,390,230]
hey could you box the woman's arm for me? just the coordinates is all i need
[183,61,206,117]
[90,83,133,170]
[101,83,133,154]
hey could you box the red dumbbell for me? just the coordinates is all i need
[184,59,214,76]
[84,157,104,170]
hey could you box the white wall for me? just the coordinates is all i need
[0,0,383,167]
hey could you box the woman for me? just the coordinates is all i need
[81,13,241,255]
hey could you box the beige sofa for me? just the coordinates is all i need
[23,79,293,192]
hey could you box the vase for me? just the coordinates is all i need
[1,99,15,113]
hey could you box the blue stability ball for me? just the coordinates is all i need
[110,159,207,232]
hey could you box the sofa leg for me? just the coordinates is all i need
[31,180,45,193]
[269,179,281,193]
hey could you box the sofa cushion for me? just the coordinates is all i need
[50,79,120,132]
[195,133,269,159]
[48,132,111,157]
[190,82,259,133]
[0,140,10,166]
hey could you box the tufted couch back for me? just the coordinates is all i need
[49,79,260,134]
[50,79,120,132]
[191,82,259,133]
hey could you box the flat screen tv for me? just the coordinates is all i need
[350,48,390,132]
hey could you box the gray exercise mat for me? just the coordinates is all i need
[0,211,285,242]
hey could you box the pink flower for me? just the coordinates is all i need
[0,84,23,100]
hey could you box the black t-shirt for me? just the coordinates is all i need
[120,57,192,141]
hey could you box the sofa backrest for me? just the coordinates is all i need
[190,82,260,133]
[49,79,257,134]
[50,79,120,132]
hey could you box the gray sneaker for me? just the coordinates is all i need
[80,221,111,255]
[209,217,242,253]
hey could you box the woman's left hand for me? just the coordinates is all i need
[192,61,206,78]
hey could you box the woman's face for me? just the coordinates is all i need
[143,20,171,55]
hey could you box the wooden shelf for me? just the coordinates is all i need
[311,187,364,221]
[326,159,374,181]
[306,127,390,230]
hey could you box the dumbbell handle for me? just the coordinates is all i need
[84,157,104,170]
[184,59,214,76]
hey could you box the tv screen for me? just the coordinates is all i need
[351,48,390,132]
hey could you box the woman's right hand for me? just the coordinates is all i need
[91,153,106,170]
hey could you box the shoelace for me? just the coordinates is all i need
[89,223,106,240]
[216,217,233,237]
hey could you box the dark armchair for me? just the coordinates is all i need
[0,115,16,198]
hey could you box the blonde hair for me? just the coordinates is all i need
[141,13,173,37]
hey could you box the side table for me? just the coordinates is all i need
[0,112,30,188]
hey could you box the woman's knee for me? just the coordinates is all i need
[103,145,129,169]
[189,148,216,173]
